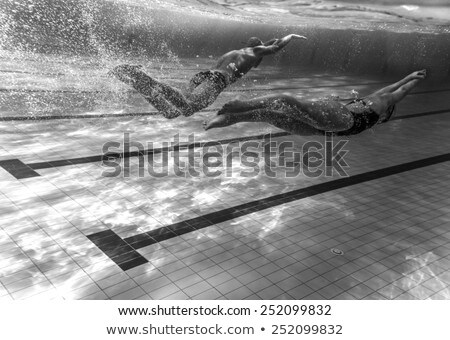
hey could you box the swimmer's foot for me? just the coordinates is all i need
[108,64,144,85]
[203,113,232,130]
[218,99,248,115]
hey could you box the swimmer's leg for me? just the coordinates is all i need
[216,95,353,131]
[369,71,426,109]
[218,93,292,114]
[183,78,227,114]
[384,77,423,105]
[204,108,321,135]
[371,70,426,96]
[186,72,208,94]
[110,64,193,116]
[366,73,425,122]
[145,89,184,119]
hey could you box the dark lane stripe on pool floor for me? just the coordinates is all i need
[0,81,389,95]
[0,111,160,121]
[1,132,289,177]
[0,159,41,179]
[87,229,148,271]
[27,132,290,170]
[1,89,448,121]
[391,108,450,121]
[1,106,448,122]
[88,152,450,271]
[7,82,450,97]
[1,108,449,179]
[3,83,449,98]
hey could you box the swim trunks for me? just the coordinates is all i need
[189,70,229,93]
[334,99,380,136]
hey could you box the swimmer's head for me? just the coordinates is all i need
[246,37,263,47]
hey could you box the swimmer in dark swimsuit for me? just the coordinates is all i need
[109,34,307,119]
[204,70,427,135]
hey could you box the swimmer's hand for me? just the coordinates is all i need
[410,69,427,80]
[291,34,307,40]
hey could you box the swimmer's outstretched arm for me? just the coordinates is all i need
[263,38,278,46]
[254,34,307,56]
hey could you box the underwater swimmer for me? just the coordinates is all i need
[109,34,307,119]
[204,70,427,135]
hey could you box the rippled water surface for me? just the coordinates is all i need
[144,0,450,32]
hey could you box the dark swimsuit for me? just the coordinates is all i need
[333,99,381,136]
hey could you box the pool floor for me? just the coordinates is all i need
[0,61,449,300]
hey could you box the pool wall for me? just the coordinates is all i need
[2,0,449,82]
